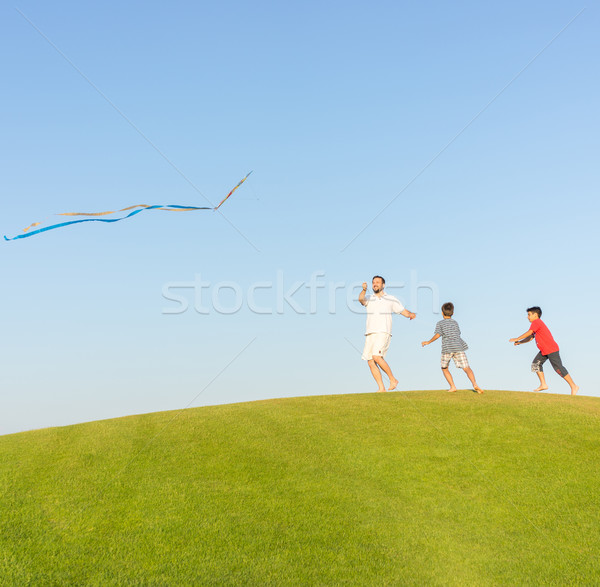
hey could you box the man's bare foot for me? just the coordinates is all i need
[571,385,579,396]
[533,386,548,392]
[447,388,457,393]
[376,388,387,393]
[388,377,399,391]
[474,386,484,394]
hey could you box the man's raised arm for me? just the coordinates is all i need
[359,282,368,306]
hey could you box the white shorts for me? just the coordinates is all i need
[362,333,391,361]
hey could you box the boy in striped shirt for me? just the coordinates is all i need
[422,302,483,393]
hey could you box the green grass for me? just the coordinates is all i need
[1,390,599,585]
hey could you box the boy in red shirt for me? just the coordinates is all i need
[509,306,579,395]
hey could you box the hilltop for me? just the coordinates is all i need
[1,390,598,585]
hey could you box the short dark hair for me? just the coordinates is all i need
[441,302,454,317]
[527,306,542,318]
[372,275,385,284]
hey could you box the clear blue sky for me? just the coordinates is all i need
[1,1,598,434]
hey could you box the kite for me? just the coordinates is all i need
[4,171,253,241]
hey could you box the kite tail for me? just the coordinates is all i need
[4,171,252,241]
[214,171,253,210]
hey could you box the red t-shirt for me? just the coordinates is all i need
[529,319,559,355]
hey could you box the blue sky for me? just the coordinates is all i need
[1,1,598,434]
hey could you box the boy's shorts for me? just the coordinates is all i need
[531,351,568,376]
[362,333,391,361]
[441,352,469,369]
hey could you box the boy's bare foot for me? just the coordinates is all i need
[447,388,457,393]
[533,385,548,392]
[571,385,579,396]
[474,386,484,394]
[388,377,399,391]
[376,388,387,393]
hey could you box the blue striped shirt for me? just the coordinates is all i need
[434,319,468,353]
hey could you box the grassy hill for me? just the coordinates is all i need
[1,390,599,585]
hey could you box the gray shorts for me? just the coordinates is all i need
[531,351,568,377]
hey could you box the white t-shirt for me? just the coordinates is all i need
[364,293,405,335]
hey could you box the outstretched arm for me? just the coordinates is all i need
[422,333,440,347]
[359,282,368,306]
[509,330,534,346]
[401,308,416,320]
